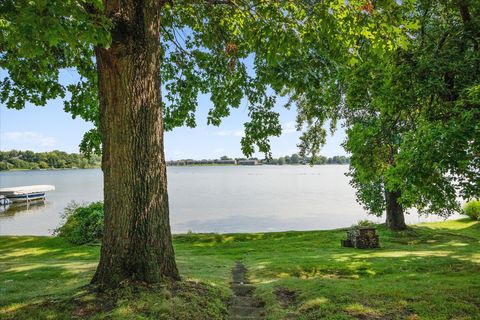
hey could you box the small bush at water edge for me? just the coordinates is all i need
[54,201,104,244]
[463,200,480,220]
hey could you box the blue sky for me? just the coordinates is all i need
[0,73,347,160]
[0,94,347,159]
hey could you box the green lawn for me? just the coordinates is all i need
[1,219,479,319]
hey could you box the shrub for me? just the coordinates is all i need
[54,202,104,244]
[38,161,50,169]
[463,200,480,220]
[354,219,376,228]
[0,161,11,171]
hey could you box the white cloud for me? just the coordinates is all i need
[1,131,56,149]
[216,130,245,137]
[282,121,297,134]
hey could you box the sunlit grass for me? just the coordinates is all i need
[0,219,479,319]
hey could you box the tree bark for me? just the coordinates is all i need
[91,0,179,288]
[385,189,407,231]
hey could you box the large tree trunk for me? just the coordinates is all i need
[91,0,179,288]
[385,190,407,231]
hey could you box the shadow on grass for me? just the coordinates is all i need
[251,222,479,280]
[0,262,97,310]
[1,220,478,319]
[1,280,228,320]
[0,236,100,264]
[247,220,480,319]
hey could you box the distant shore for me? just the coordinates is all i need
[0,163,352,172]
[1,151,349,172]
[1,166,100,172]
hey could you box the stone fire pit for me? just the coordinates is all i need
[341,226,379,249]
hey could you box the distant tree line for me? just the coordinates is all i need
[222,154,350,165]
[167,154,349,166]
[0,151,347,170]
[0,150,101,171]
[264,154,349,165]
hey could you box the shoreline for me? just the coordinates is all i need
[0,217,467,238]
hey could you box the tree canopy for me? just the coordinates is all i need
[343,0,480,218]
[1,0,413,156]
[285,0,480,221]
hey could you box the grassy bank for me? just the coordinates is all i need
[1,219,479,319]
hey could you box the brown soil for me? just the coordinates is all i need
[227,261,265,320]
[274,286,299,309]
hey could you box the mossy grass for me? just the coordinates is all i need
[1,219,479,319]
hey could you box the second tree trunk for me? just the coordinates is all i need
[385,190,407,231]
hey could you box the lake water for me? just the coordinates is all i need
[0,166,456,235]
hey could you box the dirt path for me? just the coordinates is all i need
[227,261,265,320]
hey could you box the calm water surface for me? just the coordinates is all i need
[0,166,455,235]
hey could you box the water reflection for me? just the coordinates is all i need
[0,200,49,217]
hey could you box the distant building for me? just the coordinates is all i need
[237,159,259,165]
[167,158,236,166]
[215,159,237,165]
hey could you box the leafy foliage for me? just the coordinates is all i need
[54,202,104,245]
[384,1,480,216]
[0,0,110,154]
[1,0,413,158]
[354,219,377,227]
[289,0,480,218]
[463,200,480,220]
